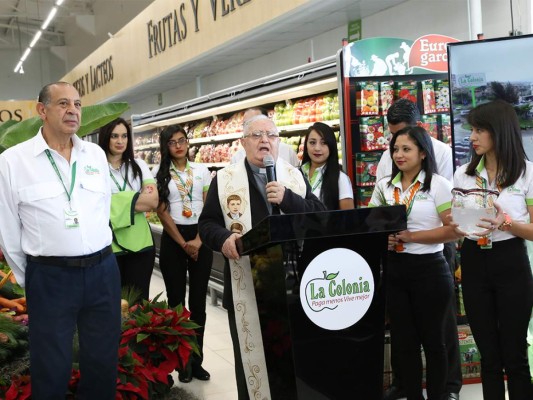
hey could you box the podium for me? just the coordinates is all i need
[237,206,406,400]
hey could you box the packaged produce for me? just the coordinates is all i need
[380,81,394,116]
[420,114,438,139]
[356,81,380,116]
[355,152,380,187]
[395,80,418,104]
[421,79,436,114]
[439,114,452,145]
[435,80,450,113]
[360,116,386,151]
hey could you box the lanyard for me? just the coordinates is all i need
[302,163,324,192]
[174,170,193,201]
[45,149,77,202]
[393,180,421,217]
[109,170,127,191]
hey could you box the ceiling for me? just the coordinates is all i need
[1,0,409,104]
[0,0,94,50]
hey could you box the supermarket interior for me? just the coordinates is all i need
[1,0,533,399]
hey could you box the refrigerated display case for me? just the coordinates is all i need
[131,57,343,302]
[338,35,459,207]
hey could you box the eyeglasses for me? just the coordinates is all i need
[110,133,128,140]
[243,131,279,140]
[168,138,188,147]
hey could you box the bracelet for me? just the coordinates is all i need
[498,212,512,231]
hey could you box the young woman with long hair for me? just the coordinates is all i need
[453,100,533,400]
[370,126,459,400]
[98,117,158,300]
[153,124,213,383]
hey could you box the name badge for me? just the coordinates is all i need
[64,207,80,228]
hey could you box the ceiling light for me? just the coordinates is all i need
[20,48,31,62]
[14,3,60,74]
[14,61,22,74]
[42,7,58,30]
[29,31,42,48]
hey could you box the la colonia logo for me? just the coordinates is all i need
[305,270,371,312]
[300,248,374,330]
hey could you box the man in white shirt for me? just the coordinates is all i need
[378,99,461,400]
[230,107,300,167]
[0,82,121,399]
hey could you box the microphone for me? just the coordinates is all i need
[263,154,276,183]
[263,154,280,215]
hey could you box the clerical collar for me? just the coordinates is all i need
[248,163,266,175]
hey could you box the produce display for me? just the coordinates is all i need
[272,93,340,126]
[134,91,342,169]
[350,77,452,208]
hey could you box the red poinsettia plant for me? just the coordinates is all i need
[118,293,200,399]
[0,293,200,400]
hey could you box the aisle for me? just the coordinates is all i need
[149,269,238,400]
[149,269,490,400]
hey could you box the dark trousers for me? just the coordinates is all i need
[116,246,155,300]
[390,241,462,394]
[461,238,533,400]
[159,225,213,360]
[25,252,121,400]
[388,251,454,400]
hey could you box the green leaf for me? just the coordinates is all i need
[326,272,339,280]
[77,103,129,138]
[0,102,129,153]
[136,333,150,343]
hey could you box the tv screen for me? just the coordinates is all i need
[447,34,533,168]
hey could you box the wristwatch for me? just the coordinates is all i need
[498,212,513,231]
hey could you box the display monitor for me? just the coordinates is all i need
[447,34,533,168]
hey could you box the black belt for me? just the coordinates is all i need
[27,246,113,268]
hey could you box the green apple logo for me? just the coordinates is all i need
[306,271,339,312]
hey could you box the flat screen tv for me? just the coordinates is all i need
[447,34,533,168]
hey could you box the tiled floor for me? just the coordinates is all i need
[149,269,493,400]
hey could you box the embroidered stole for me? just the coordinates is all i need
[217,159,306,400]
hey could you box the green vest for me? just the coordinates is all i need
[110,191,153,254]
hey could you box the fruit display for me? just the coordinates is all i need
[194,141,241,163]
[272,92,340,127]
[133,90,342,170]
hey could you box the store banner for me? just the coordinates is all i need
[343,35,459,78]
[61,0,312,105]
[0,100,38,123]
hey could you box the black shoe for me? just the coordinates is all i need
[178,368,192,383]
[192,364,211,381]
[383,385,406,400]
[448,393,460,400]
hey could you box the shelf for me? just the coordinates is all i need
[185,119,340,146]
[278,118,340,133]
[136,143,159,150]
[188,132,242,145]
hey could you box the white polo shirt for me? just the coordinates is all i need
[108,158,155,194]
[0,130,113,286]
[376,137,453,182]
[152,161,211,225]
[300,163,353,202]
[369,171,453,254]
[454,158,533,242]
